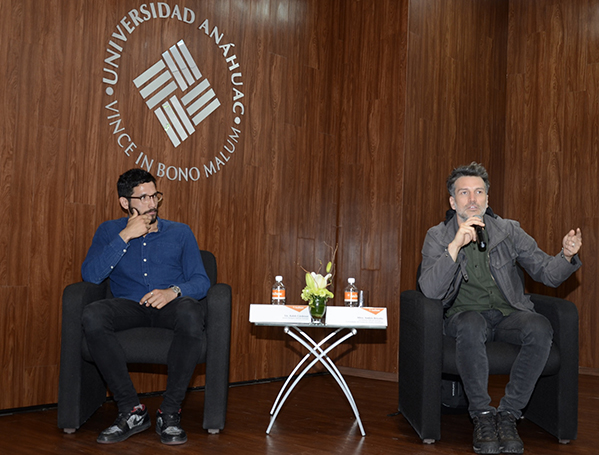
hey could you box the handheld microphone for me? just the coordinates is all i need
[474,225,487,252]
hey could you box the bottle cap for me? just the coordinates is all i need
[348,278,355,284]
[275,276,283,281]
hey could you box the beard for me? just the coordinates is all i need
[455,203,487,223]
[130,207,158,224]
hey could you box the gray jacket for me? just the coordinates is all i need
[418,209,581,312]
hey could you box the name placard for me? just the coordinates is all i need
[326,306,387,328]
[249,304,387,328]
[249,304,311,325]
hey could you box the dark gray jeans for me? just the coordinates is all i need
[444,309,553,418]
[82,297,206,414]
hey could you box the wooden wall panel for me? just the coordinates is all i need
[0,287,26,410]
[505,0,599,371]
[329,0,407,372]
[1,0,598,412]
[401,0,509,294]
[0,0,409,409]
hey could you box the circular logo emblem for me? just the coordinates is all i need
[102,3,245,182]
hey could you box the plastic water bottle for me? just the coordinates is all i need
[271,276,286,305]
[344,278,359,307]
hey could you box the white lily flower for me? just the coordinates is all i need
[311,272,332,289]
[300,246,338,304]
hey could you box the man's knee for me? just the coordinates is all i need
[81,301,112,334]
[526,313,553,345]
[174,298,205,336]
[449,311,488,341]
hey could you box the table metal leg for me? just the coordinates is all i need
[295,328,362,422]
[266,326,366,436]
[269,328,343,416]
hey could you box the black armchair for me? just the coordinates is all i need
[57,250,231,434]
[398,289,578,444]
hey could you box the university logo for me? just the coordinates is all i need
[134,40,221,148]
[101,3,245,182]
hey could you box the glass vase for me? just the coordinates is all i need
[309,296,328,323]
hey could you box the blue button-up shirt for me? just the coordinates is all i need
[81,217,210,302]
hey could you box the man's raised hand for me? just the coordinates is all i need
[562,228,582,262]
[119,208,152,243]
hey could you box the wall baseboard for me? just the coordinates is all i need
[338,366,599,381]
[338,366,398,382]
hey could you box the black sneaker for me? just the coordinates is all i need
[472,412,500,454]
[97,404,151,444]
[156,409,187,445]
[497,411,524,454]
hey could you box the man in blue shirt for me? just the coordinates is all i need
[81,168,210,445]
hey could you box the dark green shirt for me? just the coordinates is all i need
[446,233,515,317]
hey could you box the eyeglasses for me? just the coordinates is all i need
[128,192,163,204]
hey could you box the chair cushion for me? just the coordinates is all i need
[82,327,207,365]
[442,336,560,376]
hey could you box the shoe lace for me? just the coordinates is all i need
[103,413,129,434]
[498,413,519,440]
[474,414,497,440]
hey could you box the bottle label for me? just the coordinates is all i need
[344,291,358,302]
[272,289,286,299]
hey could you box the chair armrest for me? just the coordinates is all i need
[205,283,232,347]
[526,294,579,440]
[58,281,111,429]
[203,282,232,431]
[61,281,111,353]
[62,280,111,323]
[530,294,578,358]
[59,280,111,374]
[398,290,444,441]
[399,290,445,368]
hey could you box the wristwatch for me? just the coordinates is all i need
[170,285,182,297]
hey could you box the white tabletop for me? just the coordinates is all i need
[249,304,387,329]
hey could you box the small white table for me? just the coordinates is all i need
[249,304,388,436]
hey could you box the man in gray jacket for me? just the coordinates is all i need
[419,162,582,455]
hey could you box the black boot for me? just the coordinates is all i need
[472,411,500,454]
[497,411,524,454]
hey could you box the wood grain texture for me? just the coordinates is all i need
[2,375,599,453]
[0,287,26,410]
[401,0,509,294]
[0,0,409,408]
[0,0,598,412]
[506,0,598,370]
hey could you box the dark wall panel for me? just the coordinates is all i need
[505,0,598,371]
[1,0,598,411]
[0,0,408,409]
[401,0,509,295]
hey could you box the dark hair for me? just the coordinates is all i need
[117,168,156,198]
[446,162,490,197]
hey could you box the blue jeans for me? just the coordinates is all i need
[81,297,206,414]
[444,309,553,418]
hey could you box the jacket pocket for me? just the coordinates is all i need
[489,240,518,269]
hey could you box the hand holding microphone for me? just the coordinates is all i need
[472,214,486,251]
[448,215,487,261]
[474,224,487,251]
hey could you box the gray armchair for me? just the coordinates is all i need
[398,289,578,444]
[57,250,231,434]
